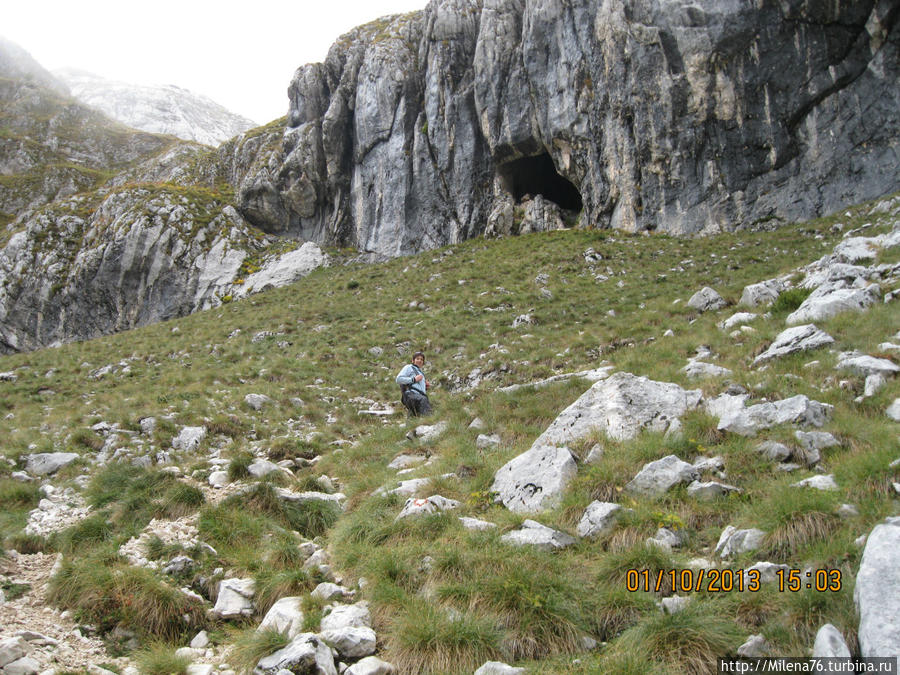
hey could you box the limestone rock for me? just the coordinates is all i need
[214,578,255,618]
[320,602,372,632]
[258,597,305,639]
[835,351,900,378]
[173,427,207,452]
[854,516,900,657]
[625,455,700,497]
[319,626,376,659]
[344,657,395,675]
[716,395,833,436]
[576,502,627,539]
[753,324,835,365]
[812,624,851,658]
[787,285,881,325]
[491,445,577,513]
[24,452,78,476]
[687,287,727,312]
[686,480,742,500]
[791,474,838,491]
[500,519,576,552]
[395,495,460,520]
[254,633,335,675]
[716,526,766,559]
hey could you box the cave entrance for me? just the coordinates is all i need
[497,152,583,212]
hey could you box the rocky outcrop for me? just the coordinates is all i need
[0,185,326,353]
[55,69,257,147]
[239,0,900,256]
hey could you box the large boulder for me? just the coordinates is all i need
[257,596,305,639]
[534,372,703,445]
[24,452,79,476]
[752,324,835,365]
[715,395,833,437]
[254,633,336,675]
[855,517,900,657]
[625,455,700,497]
[491,445,577,513]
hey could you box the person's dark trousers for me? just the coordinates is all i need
[403,390,432,416]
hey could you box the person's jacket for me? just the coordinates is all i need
[396,364,427,396]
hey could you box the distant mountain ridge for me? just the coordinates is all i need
[55,68,257,147]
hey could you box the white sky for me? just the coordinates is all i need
[4,0,428,124]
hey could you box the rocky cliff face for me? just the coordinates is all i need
[56,69,258,147]
[238,0,900,257]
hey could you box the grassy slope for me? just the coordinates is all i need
[0,194,898,674]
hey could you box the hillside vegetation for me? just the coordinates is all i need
[1,193,899,674]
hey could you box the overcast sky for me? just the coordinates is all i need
[5,0,427,124]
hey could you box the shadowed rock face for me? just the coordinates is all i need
[240,0,900,256]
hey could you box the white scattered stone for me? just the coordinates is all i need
[682,361,732,378]
[387,454,426,470]
[474,663,525,675]
[190,631,210,649]
[476,433,501,449]
[740,279,788,307]
[687,287,727,312]
[500,519,576,552]
[753,324,835,365]
[248,459,290,478]
[791,475,838,491]
[887,399,900,421]
[491,445,577,513]
[0,637,29,668]
[320,602,372,632]
[173,426,207,451]
[344,656,395,675]
[855,517,900,657]
[459,517,497,531]
[686,480,742,500]
[625,455,699,497]
[409,421,448,443]
[3,657,40,675]
[395,495,460,520]
[716,395,833,437]
[812,624,851,658]
[746,562,790,583]
[319,626,377,659]
[213,578,255,618]
[755,441,792,462]
[716,526,766,558]
[659,596,691,614]
[584,444,604,464]
[24,452,79,476]
[186,666,214,675]
[787,285,880,325]
[576,502,627,539]
[311,583,351,601]
[836,351,900,378]
[737,634,771,658]
[208,470,229,488]
[245,394,273,411]
[254,633,335,675]
[258,597,305,639]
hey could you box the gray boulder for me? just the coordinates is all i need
[395,495,460,520]
[576,502,627,539]
[755,441,792,462]
[320,602,372,632]
[625,455,700,497]
[500,520,576,552]
[753,324,835,365]
[835,351,900,378]
[716,526,766,558]
[791,474,838,491]
[319,626,376,659]
[687,287,727,312]
[173,426,207,451]
[245,394,273,411]
[0,637,29,668]
[855,517,900,657]
[740,279,789,307]
[254,633,336,675]
[812,624,851,658]
[686,480,742,500]
[787,285,881,325]
[24,452,79,476]
[258,597,305,639]
[716,395,833,436]
[887,399,900,421]
[491,445,577,513]
[532,372,703,445]
[213,578,256,618]
[344,657,395,675]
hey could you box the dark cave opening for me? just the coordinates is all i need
[497,152,583,211]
